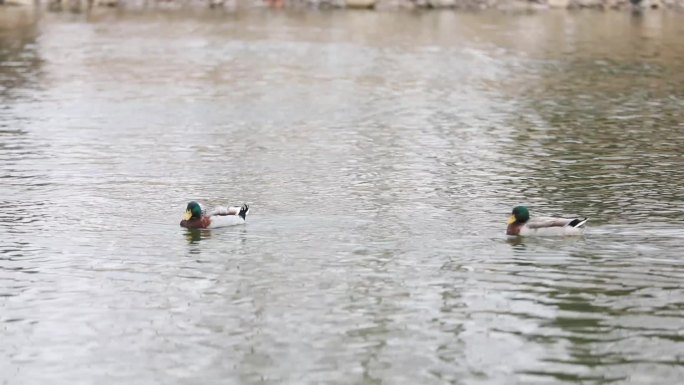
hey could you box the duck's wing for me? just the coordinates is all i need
[210,204,249,219]
[210,206,240,216]
[527,216,583,229]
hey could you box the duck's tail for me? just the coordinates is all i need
[239,204,249,220]
[568,218,588,228]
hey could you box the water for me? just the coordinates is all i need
[2,8,684,384]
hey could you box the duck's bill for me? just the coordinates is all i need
[507,215,516,225]
[183,211,192,221]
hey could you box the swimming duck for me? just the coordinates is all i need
[506,206,587,236]
[180,201,249,229]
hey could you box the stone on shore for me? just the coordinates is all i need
[548,0,570,7]
[346,0,376,7]
[3,0,35,5]
[429,0,456,7]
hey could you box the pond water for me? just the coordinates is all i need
[1,7,684,384]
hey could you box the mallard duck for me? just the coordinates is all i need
[506,206,587,236]
[180,201,249,229]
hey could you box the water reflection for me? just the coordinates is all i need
[498,12,684,225]
[0,9,42,102]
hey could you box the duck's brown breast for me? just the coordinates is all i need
[506,224,522,236]
[180,217,211,229]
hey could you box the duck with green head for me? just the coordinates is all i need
[180,201,249,229]
[507,206,587,236]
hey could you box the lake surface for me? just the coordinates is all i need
[1,7,684,384]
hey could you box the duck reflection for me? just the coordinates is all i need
[184,227,249,246]
[185,228,212,244]
[506,236,527,249]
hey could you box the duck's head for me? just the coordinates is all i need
[183,201,203,221]
[508,206,530,225]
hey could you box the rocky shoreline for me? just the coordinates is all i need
[1,0,681,12]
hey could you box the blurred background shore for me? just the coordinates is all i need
[0,0,681,14]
